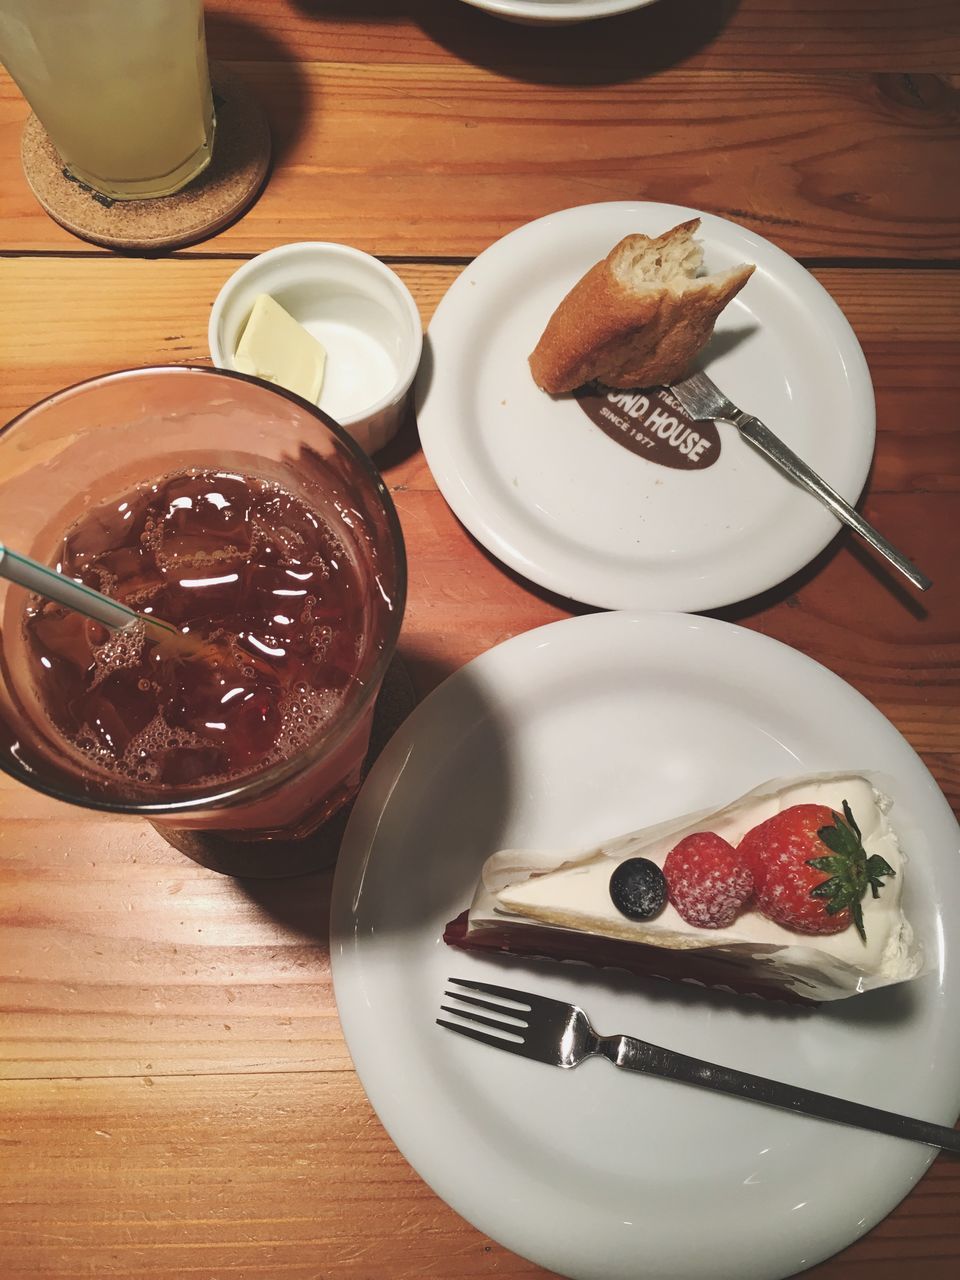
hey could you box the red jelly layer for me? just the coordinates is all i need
[443,911,817,1006]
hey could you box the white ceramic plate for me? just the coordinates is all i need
[331,611,960,1280]
[416,202,875,612]
[458,0,656,25]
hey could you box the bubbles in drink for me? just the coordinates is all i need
[88,620,146,689]
[23,469,376,793]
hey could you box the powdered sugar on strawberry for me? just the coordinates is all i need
[663,831,754,929]
[739,800,897,939]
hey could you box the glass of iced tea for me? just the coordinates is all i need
[0,0,215,200]
[0,367,406,874]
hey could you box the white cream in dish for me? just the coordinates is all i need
[464,774,923,1001]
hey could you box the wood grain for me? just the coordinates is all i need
[2,256,957,488]
[0,6,958,1276]
[203,0,960,74]
[0,257,957,1092]
[0,1071,957,1280]
[0,790,347,1081]
[2,63,958,259]
[0,1072,551,1280]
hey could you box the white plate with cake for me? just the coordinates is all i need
[415,202,876,612]
[330,610,960,1280]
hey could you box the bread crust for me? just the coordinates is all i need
[528,222,755,394]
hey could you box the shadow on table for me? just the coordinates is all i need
[374,394,422,470]
[206,10,312,164]
[293,0,741,86]
[238,863,337,945]
[171,654,420,944]
[708,476,931,627]
[232,647,514,947]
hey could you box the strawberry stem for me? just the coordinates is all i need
[807,802,895,944]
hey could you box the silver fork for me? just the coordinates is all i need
[669,369,931,592]
[439,978,960,1153]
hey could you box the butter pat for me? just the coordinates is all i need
[233,294,327,404]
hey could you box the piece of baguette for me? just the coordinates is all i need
[528,219,755,394]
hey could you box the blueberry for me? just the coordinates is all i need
[609,858,667,921]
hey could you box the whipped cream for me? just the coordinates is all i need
[468,773,923,1001]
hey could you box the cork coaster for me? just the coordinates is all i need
[158,655,419,879]
[20,63,270,251]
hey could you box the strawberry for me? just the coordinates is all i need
[663,831,754,929]
[738,801,895,939]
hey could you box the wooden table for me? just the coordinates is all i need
[1,2,958,1276]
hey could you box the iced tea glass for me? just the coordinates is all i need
[0,367,406,871]
[0,0,215,200]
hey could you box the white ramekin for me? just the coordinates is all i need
[209,241,423,454]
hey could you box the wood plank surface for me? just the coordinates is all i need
[3,257,958,397]
[0,257,957,1070]
[2,62,959,259]
[1,3,958,1278]
[0,1072,957,1280]
[0,1072,542,1280]
[1,259,958,1274]
[203,0,960,73]
[2,255,958,494]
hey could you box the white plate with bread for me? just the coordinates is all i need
[415,201,875,612]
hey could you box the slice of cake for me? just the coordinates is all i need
[444,773,923,1004]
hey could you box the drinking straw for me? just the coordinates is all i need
[0,540,183,643]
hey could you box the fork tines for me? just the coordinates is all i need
[447,977,532,1007]
[437,977,532,1051]
[669,369,737,422]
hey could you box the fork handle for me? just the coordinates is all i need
[602,1036,960,1153]
[733,413,932,591]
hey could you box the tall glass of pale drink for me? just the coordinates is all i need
[0,0,215,199]
[0,368,406,875]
